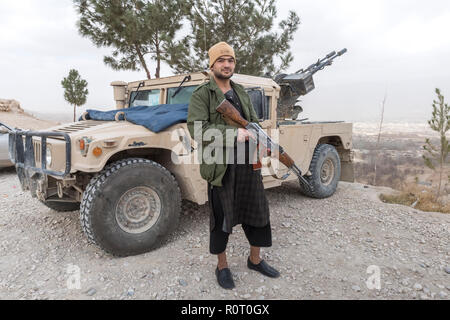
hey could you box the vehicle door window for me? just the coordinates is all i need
[246,88,270,121]
[166,85,198,105]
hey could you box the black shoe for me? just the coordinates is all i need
[247,257,280,278]
[215,267,235,290]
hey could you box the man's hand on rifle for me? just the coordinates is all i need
[237,128,256,143]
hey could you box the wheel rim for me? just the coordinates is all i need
[115,186,161,234]
[320,158,335,186]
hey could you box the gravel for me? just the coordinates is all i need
[0,167,449,300]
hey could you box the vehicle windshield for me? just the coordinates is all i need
[129,89,160,107]
[166,85,198,105]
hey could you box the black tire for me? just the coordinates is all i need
[40,200,80,212]
[80,158,181,257]
[181,199,200,215]
[300,144,341,199]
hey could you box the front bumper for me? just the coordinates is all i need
[8,129,72,192]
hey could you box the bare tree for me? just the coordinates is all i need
[374,90,387,185]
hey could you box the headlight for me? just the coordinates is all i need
[46,146,52,167]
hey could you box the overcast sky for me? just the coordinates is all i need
[0,0,449,123]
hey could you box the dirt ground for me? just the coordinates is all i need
[0,166,448,300]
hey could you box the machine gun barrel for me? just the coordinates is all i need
[296,51,336,74]
[274,48,347,119]
[281,48,347,93]
[307,48,347,76]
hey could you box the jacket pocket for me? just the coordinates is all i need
[200,163,216,182]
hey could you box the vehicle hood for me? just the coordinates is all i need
[41,120,156,140]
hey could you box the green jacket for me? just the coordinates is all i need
[187,77,260,187]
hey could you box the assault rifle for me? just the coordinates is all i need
[216,99,311,191]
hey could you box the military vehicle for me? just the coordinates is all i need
[3,50,353,256]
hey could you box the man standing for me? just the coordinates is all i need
[187,42,280,290]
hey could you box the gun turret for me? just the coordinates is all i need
[275,48,347,120]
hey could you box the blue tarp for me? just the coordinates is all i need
[81,104,189,133]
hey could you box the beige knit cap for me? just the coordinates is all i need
[208,42,236,68]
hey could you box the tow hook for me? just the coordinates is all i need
[36,179,46,201]
[57,181,64,198]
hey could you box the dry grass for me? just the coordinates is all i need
[354,133,449,214]
[380,184,450,214]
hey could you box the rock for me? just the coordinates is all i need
[0,99,23,113]
[352,285,361,292]
[401,279,409,286]
[127,288,135,296]
[179,279,188,287]
[439,291,448,299]
[255,286,266,294]
[86,288,97,296]
[444,267,450,274]
[413,283,423,291]
[419,293,428,300]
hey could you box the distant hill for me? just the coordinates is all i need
[23,109,73,124]
[0,109,60,130]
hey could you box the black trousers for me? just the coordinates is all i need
[209,186,272,255]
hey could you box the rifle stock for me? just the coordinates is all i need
[216,100,249,128]
[278,151,295,168]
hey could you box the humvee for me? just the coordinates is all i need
[6,65,354,257]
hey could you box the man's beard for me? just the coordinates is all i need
[213,69,234,80]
